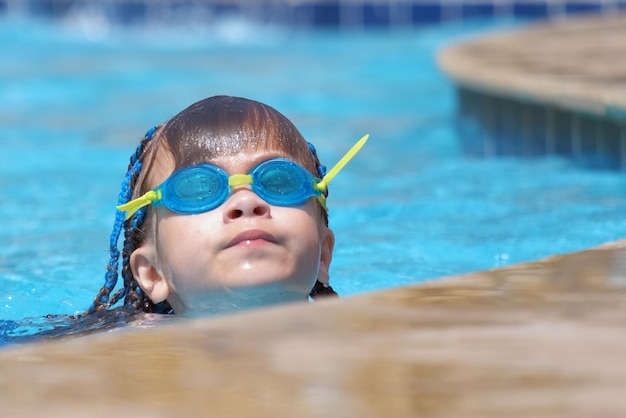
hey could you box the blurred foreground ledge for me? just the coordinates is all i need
[2,238,626,417]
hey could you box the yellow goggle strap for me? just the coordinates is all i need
[317,194,328,212]
[315,133,369,192]
[117,189,161,220]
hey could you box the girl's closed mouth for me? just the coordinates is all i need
[225,230,277,248]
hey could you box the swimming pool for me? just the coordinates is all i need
[2,14,626,343]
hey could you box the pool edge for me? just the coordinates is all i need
[2,239,626,416]
[438,12,626,167]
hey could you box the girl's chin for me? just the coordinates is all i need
[176,284,309,317]
[222,262,301,286]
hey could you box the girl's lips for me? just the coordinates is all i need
[225,230,277,248]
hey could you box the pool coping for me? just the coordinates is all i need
[438,12,626,121]
[437,12,626,168]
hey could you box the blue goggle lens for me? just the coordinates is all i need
[161,165,230,213]
[253,159,316,207]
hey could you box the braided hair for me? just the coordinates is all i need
[87,96,337,315]
[88,126,172,314]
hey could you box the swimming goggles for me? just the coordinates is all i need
[117,134,369,219]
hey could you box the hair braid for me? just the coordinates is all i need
[309,280,338,299]
[88,127,159,314]
[120,204,172,314]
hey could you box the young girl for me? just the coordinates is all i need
[88,95,368,317]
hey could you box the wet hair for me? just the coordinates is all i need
[88,96,337,315]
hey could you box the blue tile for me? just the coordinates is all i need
[212,4,241,15]
[312,2,341,27]
[411,3,443,25]
[363,3,390,27]
[336,3,362,28]
[513,2,550,19]
[253,4,291,26]
[111,1,148,26]
[163,0,212,20]
[461,3,496,19]
[565,1,602,14]
[26,0,74,18]
[8,0,620,29]
[291,4,315,27]
[388,2,416,27]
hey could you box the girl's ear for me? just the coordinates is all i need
[130,245,171,304]
[317,227,335,285]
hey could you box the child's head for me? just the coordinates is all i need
[89,95,367,316]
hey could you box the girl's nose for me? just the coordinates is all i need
[223,189,271,221]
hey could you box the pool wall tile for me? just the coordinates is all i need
[311,2,341,27]
[456,87,626,170]
[513,1,550,19]
[564,1,603,15]
[411,3,444,25]
[4,0,626,29]
[363,3,391,27]
[24,0,74,17]
[388,2,415,27]
[110,1,148,25]
[461,2,496,20]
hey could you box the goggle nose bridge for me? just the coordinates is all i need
[228,174,254,188]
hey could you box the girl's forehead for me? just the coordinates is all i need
[175,133,303,167]
[150,148,297,188]
[146,131,317,189]
[146,148,176,189]
[206,150,286,173]
[192,133,257,156]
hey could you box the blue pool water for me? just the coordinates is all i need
[2,15,626,343]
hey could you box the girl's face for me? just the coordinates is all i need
[130,149,334,316]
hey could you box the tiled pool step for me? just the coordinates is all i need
[2,0,626,28]
[438,13,626,169]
